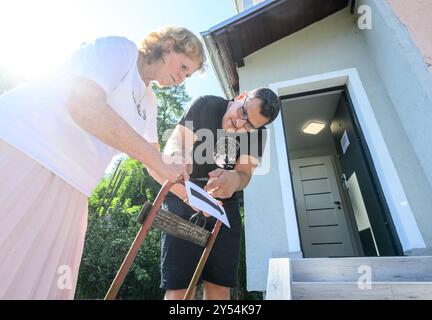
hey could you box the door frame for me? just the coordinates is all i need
[269,68,426,254]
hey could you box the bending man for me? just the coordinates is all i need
[155,88,281,300]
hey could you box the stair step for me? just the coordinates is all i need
[292,281,432,300]
[291,256,432,282]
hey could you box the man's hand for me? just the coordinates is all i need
[204,168,241,199]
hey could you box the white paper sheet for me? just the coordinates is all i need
[184,180,230,228]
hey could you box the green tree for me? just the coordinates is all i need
[153,83,191,150]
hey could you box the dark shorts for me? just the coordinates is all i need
[160,195,242,290]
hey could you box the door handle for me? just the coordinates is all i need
[333,201,342,209]
[341,173,349,190]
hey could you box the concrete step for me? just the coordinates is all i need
[291,256,432,282]
[292,281,432,300]
[266,257,432,300]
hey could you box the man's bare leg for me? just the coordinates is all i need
[203,281,230,300]
[164,288,196,300]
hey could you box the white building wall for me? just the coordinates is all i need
[357,0,432,252]
[244,129,291,291]
[241,7,432,291]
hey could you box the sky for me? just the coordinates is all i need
[0,0,237,99]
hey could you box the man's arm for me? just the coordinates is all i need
[163,124,195,160]
[147,124,196,200]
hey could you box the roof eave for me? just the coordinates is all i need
[201,32,236,99]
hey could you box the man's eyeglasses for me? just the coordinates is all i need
[237,96,256,131]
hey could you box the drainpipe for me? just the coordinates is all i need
[201,32,235,100]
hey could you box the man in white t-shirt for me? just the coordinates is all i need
[0,26,205,299]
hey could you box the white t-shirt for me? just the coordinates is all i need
[0,36,158,196]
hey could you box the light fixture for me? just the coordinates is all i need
[302,121,325,135]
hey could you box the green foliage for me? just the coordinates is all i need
[75,202,164,299]
[76,157,164,299]
[115,157,160,206]
[153,83,191,150]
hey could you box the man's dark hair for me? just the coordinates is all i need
[250,88,281,124]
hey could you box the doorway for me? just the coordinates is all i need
[281,87,402,257]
